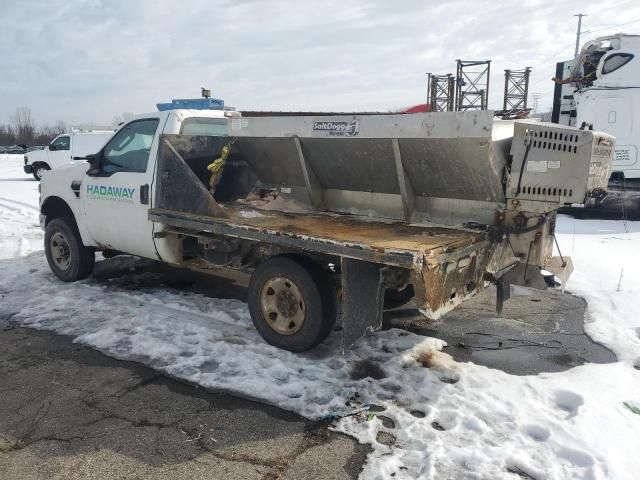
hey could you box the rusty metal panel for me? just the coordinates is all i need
[412,241,502,319]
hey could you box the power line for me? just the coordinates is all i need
[583,17,640,34]
[531,42,576,70]
[528,16,640,86]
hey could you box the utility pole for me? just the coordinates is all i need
[574,13,588,58]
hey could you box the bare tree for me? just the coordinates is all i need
[0,124,14,145]
[10,107,36,145]
[1,111,67,147]
[52,120,67,136]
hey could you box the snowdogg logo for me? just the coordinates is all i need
[312,119,360,137]
[87,184,135,202]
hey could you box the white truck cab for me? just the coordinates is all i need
[24,129,116,180]
[39,108,231,267]
[552,33,640,207]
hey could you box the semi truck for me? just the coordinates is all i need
[552,33,639,209]
[24,128,115,180]
[38,104,614,352]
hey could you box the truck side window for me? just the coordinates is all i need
[50,136,70,151]
[602,53,634,74]
[102,118,159,174]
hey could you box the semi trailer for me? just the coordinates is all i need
[38,106,614,352]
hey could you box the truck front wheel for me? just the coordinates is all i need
[44,217,95,282]
[248,255,336,352]
[33,163,50,181]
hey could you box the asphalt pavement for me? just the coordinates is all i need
[0,256,617,478]
[0,327,369,480]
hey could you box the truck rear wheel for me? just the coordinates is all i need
[33,163,50,181]
[248,255,336,352]
[44,217,95,282]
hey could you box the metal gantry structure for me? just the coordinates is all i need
[425,59,533,116]
[427,73,455,112]
[455,60,491,111]
[502,67,532,111]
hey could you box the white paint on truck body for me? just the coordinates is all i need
[39,109,229,262]
[575,88,640,178]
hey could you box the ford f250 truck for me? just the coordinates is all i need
[38,106,614,352]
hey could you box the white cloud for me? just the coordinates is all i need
[1,0,639,125]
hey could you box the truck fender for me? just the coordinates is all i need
[40,196,96,248]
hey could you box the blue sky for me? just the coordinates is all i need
[2,0,639,125]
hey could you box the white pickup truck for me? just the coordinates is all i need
[24,129,115,180]
[38,106,613,351]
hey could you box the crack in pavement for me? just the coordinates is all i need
[0,329,369,479]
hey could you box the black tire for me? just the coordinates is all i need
[384,285,415,310]
[44,217,95,282]
[33,163,50,181]
[248,255,336,352]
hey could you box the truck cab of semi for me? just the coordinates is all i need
[24,128,116,181]
[552,33,640,207]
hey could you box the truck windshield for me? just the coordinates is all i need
[180,117,228,136]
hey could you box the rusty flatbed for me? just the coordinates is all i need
[149,205,489,269]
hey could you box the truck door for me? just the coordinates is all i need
[81,117,161,259]
[48,135,71,168]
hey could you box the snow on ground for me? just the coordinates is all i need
[555,217,640,363]
[0,155,41,259]
[1,157,639,479]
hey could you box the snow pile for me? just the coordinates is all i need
[1,159,640,479]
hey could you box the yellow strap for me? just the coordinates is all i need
[208,144,231,192]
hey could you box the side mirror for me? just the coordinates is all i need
[49,144,56,151]
[80,154,102,175]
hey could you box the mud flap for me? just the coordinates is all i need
[341,258,384,349]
